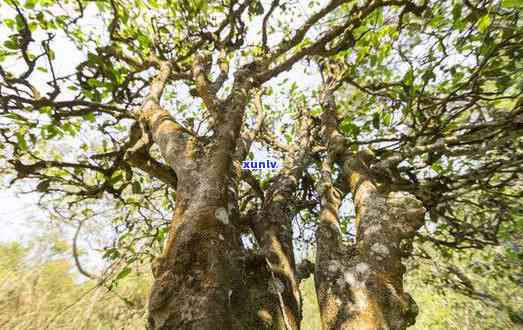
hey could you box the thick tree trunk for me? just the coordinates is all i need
[250,182,302,330]
[146,152,246,329]
[315,151,426,330]
[143,66,302,328]
[312,84,427,330]
[143,65,255,328]
[147,162,299,329]
[247,109,314,329]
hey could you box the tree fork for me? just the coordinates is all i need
[314,82,426,329]
[314,150,427,329]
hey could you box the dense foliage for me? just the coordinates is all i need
[0,0,522,328]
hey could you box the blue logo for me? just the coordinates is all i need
[242,160,280,170]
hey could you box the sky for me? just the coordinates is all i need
[0,3,87,244]
[0,190,41,242]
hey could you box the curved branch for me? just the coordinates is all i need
[72,219,99,280]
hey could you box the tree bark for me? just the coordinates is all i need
[147,165,245,329]
[249,178,302,330]
[313,86,426,330]
[142,57,425,330]
[143,62,257,329]
[143,63,303,329]
[315,150,426,330]
[247,107,314,329]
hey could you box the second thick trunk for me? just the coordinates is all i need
[315,152,426,330]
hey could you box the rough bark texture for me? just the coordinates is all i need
[250,178,302,330]
[147,167,245,329]
[248,108,314,329]
[141,51,425,330]
[5,0,514,329]
[314,87,426,330]
[315,151,426,330]
[142,62,257,329]
[142,61,302,329]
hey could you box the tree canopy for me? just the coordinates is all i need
[0,0,522,328]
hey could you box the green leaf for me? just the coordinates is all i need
[4,40,19,50]
[248,0,264,15]
[16,132,28,151]
[340,119,360,137]
[501,0,523,8]
[132,181,142,194]
[25,0,37,9]
[452,4,462,22]
[84,112,96,123]
[36,180,50,192]
[39,106,52,114]
[311,106,322,116]
[477,15,491,33]
[372,113,380,130]
[15,15,25,31]
[28,22,37,32]
[431,162,444,174]
[3,19,15,29]
[109,171,124,185]
[382,112,392,126]
[62,122,78,136]
[115,266,131,281]
[260,179,270,190]
[422,70,436,82]
[403,69,414,86]
[149,0,159,9]
[103,247,120,260]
